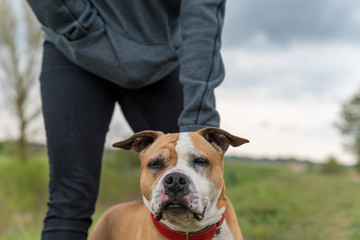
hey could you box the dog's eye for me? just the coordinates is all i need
[147,159,165,169]
[193,157,210,166]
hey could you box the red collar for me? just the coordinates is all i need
[151,213,226,240]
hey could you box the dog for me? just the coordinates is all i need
[89,127,248,240]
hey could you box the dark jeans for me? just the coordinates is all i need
[40,42,183,240]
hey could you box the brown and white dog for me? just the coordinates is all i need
[89,127,248,240]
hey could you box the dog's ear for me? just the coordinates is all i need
[197,127,249,152]
[112,130,163,154]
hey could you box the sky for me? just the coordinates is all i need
[215,0,360,164]
[1,0,360,165]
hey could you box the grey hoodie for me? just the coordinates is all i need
[26,0,225,132]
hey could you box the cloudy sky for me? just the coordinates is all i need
[215,0,360,164]
[1,0,360,164]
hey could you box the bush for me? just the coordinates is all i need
[104,149,140,172]
[0,156,49,213]
[321,156,344,175]
[97,149,142,205]
[355,160,360,174]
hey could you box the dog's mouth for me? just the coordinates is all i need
[155,200,205,222]
[164,200,187,212]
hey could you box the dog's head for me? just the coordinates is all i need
[113,127,248,231]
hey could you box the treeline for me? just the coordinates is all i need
[0,141,349,167]
[226,155,353,176]
[225,155,316,166]
[0,141,354,177]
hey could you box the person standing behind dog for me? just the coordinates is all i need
[26,1,226,239]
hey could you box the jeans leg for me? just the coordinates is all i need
[118,67,183,133]
[40,42,116,240]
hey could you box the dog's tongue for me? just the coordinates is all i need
[193,212,204,221]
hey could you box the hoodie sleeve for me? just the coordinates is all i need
[177,0,226,132]
[26,0,104,41]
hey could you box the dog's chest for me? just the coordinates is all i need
[214,220,234,240]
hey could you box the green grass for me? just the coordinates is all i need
[1,154,360,240]
[0,151,141,239]
[1,226,42,240]
[0,154,48,239]
[225,163,360,240]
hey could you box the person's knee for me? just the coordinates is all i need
[48,174,98,215]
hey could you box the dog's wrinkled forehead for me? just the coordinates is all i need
[142,133,179,160]
[175,133,198,160]
[113,127,248,156]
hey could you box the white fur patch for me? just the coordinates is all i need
[163,133,226,232]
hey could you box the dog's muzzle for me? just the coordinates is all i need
[154,172,205,221]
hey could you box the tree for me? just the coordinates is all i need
[321,156,344,175]
[0,0,43,162]
[336,88,360,174]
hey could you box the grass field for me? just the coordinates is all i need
[225,163,360,240]
[1,153,359,240]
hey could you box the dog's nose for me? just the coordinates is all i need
[163,173,188,193]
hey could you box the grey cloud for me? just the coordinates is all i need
[223,0,360,46]
[220,43,360,103]
[221,65,348,102]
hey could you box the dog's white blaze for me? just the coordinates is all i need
[158,132,226,232]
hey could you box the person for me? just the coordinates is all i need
[26,0,226,239]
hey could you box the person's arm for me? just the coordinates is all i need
[177,0,226,132]
[26,0,103,41]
